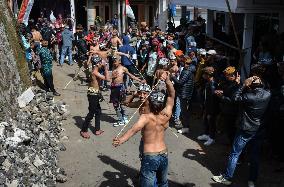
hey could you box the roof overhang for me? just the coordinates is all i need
[171,0,284,13]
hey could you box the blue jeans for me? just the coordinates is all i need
[224,130,263,182]
[60,46,73,65]
[140,154,168,187]
[173,97,181,122]
[114,103,126,123]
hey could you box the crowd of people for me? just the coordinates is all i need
[18,13,284,187]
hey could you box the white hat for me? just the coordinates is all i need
[159,58,169,66]
[207,50,217,55]
[197,48,207,56]
[169,54,177,60]
[190,42,197,47]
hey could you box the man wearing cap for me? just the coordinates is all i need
[214,66,239,143]
[168,55,181,126]
[110,56,146,126]
[171,56,194,134]
[38,40,60,96]
[197,66,219,146]
[123,83,151,115]
[80,55,110,139]
[195,49,207,86]
[145,39,160,86]
[213,76,271,187]
[59,25,74,66]
[113,72,175,187]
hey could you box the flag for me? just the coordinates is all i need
[70,0,76,32]
[126,0,135,20]
[18,0,34,25]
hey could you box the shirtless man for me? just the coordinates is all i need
[123,83,151,161]
[110,29,122,48]
[123,83,151,115]
[80,56,110,139]
[110,55,146,126]
[113,72,175,186]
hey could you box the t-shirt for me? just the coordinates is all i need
[147,51,158,77]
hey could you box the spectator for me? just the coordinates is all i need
[212,76,271,187]
[59,25,74,66]
[37,40,60,96]
[197,66,219,146]
[171,56,195,134]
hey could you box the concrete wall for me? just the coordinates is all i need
[0,1,30,119]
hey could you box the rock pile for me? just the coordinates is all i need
[0,88,69,186]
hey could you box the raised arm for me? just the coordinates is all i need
[161,72,175,117]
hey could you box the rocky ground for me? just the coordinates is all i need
[2,61,283,187]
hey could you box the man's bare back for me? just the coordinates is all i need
[140,111,170,153]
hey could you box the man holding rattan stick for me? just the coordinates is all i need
[113,71,175,186]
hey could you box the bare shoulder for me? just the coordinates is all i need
[122,66,128,72]
[159,110,171,120]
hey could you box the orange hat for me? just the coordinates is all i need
[223,66,236,75]
[174,50,183,57]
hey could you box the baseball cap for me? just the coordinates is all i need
[207,50,217,55]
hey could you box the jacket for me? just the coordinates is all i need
[61,28,74,47]
[119,36,136,66]
[171,66,194,99]
[218,81,239,115]
[204,79,219,114]
[232,86,271,133]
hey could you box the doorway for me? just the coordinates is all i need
[75,0,87,28]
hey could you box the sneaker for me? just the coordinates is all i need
[113,121,125,127]
[197,134,210,141]
[177,128,189,134]
[123,117,129,124]
[53,92,61,96]
[248,181,255,187]
[174,120,182,126]
[174,124,183,129]
[204,138,215,146]
[212,174,232,185]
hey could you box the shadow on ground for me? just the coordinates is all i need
[98,155,196,187]
[73,114,117,135]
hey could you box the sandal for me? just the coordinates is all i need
[80,131,90,139]
[95,130,104,136]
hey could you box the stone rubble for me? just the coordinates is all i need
[0,87,69,187]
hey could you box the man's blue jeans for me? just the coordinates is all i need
[60,46,73,65]
[173,97,181,122]
[140,154,168,187]
[224,129,263,182]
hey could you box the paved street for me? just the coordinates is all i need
[51,63,284,187]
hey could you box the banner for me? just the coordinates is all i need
[126,0,135,20]
[70,0,76,32]
[18,0,34,25]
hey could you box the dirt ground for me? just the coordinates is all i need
[47,62,284,187]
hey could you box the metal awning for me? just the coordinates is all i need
[171,0,284,13]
